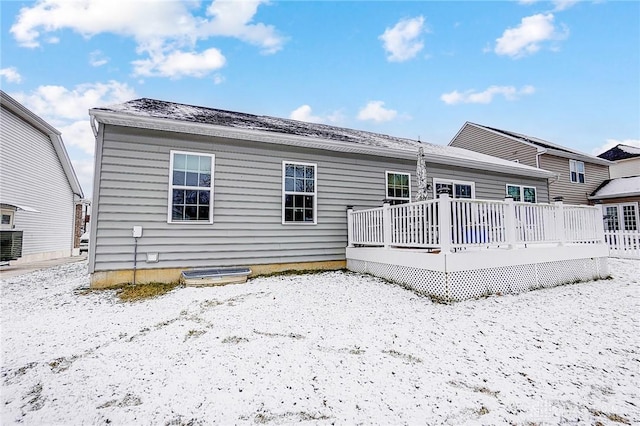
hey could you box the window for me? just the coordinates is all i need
[433,178,475,199]
[506,184,537,203]
[0,209,14,230]
[570,160,585,183]
[386,171,411,203]
[168,151,214,223]
[604,203,639,231]
[282,161,317,224]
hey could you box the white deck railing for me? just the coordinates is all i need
[347,194,605,252]
[604,230,640,259]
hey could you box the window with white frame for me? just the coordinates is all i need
[506,184,537,203]
[283,161,317,224]
[0,208,14,230]
[603,203,638,231]
[168,151,214,223]
[569,159,585,183]
[385,171,411,203]
[433,178,475,199]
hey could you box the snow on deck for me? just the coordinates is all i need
[1,260,638,424]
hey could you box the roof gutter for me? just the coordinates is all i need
[90,109,556,180]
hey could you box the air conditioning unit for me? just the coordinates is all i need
[0,231,23,261]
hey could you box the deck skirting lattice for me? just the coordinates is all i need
[347,257,608,302]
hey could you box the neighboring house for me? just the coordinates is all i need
[449,122,612,205]
[87,98,556,288]
[0,90,84,263]
[597,143,640,179]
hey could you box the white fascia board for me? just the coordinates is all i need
[90,110,555,179]
[543,148,612,166]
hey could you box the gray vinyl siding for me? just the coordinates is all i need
[450,125,539,168]
[91,125,549,273]
[0,107,74,257]
[539,154,610,205]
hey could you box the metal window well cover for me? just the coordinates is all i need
[181,267,252,287]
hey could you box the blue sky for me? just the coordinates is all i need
[1,0,639,197]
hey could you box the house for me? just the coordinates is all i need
[87,98,558,288]
[449,122,612,205]
[0,91,84,263]
[588,144,640,233]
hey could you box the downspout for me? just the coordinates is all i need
[90,116,98,138]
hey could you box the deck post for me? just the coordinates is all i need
[504,197,516,249]
[595,204,606,243]
[346,206,354,248]
[438,194,452,252]
[554,201,565,246]
[383,202,391,248]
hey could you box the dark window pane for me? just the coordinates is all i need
[295,165,304,178]
[523,187,536,203]
[185,206,197,219]
[185,190,197,204]
[295,179,304,192]
[388,174,394,185]
[578,174,585,183]
[199,191,210,205]
[401,188,409,198]
[295,195,305,208]
[304,209,313,222]
[388,188,394,197]
[173,171,185,186]
[294,209,303,222]
[285,178,294,192]
[186,172,198,187]
[304,195,313,208]
[285,165,295,177]
[284,209,293,222]
[198,206,209,220]
[305,167,314,179]
[285,195,293,208]
[173,189,185,204]
[305,180,314,192]
[172,206,183,220]
[199,173,211,187]
[571,172,577,182]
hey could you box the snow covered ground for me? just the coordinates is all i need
[1,259,638,425]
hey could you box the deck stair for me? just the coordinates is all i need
[181,267,251,287]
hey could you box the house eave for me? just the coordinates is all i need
[588,191,640,200]
[541,148,612,166]
[89,109,555,180]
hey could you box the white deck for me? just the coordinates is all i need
[346,195,610,301]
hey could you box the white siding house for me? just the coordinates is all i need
[0,90,84,263]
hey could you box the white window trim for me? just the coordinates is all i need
[432,178,476,199]
[569,159,585,184]
[385,171,412,202]
[0,208,15,230]
[282,161,317,225]
[167,150,215,224]
[505,184,537,203]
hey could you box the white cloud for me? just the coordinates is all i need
[379,16,426,62]
[11,80,137,121]
[552,0,579,11]
[213,74,225,85]
[132,48,226,79]
[592,139,640,156]
[58,120,96,155]
[89,50,109,67]
[70,157,95,199]
[0,67,22,83]
[357,101,397,122]
[440,85,536,105]
[289,105,324,124]
[10,0,284,78]
[494,13,568,58]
